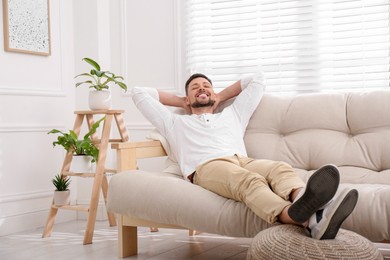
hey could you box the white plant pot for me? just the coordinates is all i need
[70,155,93,173]
[89,89,112,110]
[54,190,70,206]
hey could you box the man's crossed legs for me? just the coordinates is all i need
[194,155,358,240]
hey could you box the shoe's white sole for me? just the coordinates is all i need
[312,188,358,240]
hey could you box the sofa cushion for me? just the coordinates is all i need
[245,90,390,174]
[340,183,390,242]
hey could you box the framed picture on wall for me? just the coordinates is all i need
[2,0,51,56]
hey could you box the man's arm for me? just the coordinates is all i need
[157,90,187,108]
[157,90,192,114]
[131,87,174,135]
[217,80,243,103]
[212,76,254,111]
[231,72,265,130]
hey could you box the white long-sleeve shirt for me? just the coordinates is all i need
[131,75,265,180]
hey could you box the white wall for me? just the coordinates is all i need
[0,1,76,235]
[115,0,185,129]
[117,0,185,178]
[0,0,183,235]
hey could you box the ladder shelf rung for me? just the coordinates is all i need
[105,168,117,173]
[62,172,96,177]
[62,169,118,177]
[91,138,123,144]
[52,205,89,212]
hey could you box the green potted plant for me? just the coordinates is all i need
[52,174,71,206]
[48,117,105,173]
[75,57,127,110]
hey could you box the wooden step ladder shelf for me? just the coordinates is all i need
[42,110,129,245]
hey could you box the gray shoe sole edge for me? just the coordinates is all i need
[319,189,359,240]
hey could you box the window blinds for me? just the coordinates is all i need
[185,0,390,92]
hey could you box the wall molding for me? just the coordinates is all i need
[0,190,53,204]
[0,124,66,133]
[0,86,66,97]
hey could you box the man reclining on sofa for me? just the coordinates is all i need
[131,72,358,240]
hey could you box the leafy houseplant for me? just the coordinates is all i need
[48,116,105,163]
[75,57,127,110]
[52,173,71,206]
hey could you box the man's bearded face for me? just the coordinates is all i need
[187,77,216,108]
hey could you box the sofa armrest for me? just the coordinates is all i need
[111,140,167,171]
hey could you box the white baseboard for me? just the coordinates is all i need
[0,191,77,237]
[0,203,108,237]
[0,208,76,237]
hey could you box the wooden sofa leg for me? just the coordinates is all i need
[118,217,138,258]
[150,227,159,232]
[189,229,201,236]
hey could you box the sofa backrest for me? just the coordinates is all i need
[244,90,390,171]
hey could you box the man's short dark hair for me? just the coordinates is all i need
[185,73,212,95]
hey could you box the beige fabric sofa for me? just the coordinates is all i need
[107,90,390,257]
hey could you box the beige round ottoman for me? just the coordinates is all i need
[246,225,383,260]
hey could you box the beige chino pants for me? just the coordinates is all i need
[193,155,305,223]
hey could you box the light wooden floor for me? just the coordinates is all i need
[0,220,252,260]
[1,220,389,260]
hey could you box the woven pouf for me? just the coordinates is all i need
[246,225,383,260]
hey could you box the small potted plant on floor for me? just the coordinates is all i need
[75,57,127,110]
[48,117,105,173]
[52,174,71,206]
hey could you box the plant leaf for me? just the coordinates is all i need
[69,130,78,140]
[47,129,63,135]
[74,72,93,79]
[75,80,94,88]
[114,75,124,80]
[83,57,100,71]
[94,70,105,77]
[117,82,128,91]
[84,116,105,140]
[102,74,127,92]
